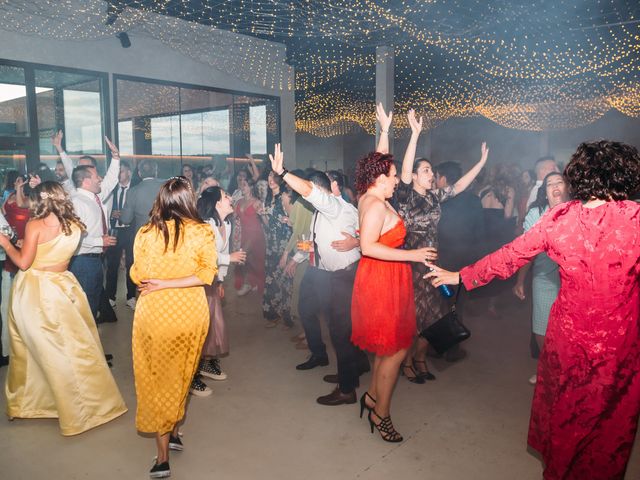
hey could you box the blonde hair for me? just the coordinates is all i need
[29,181,85,235]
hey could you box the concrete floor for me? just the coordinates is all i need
[0,274,638,480]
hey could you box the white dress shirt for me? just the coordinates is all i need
[207,218,231,281]
[71,188,107,254]
[526,180,543,209]
[104,182,131,226]
[294,184,360,272]
[60,150,120,204]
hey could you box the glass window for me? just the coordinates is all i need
[0,65,28,136]
[34,70,105,171]
[115,76,279,182]
[249,104,267,154]
[118,120,133,155]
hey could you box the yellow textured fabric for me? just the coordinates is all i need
[5,225,128,436]
[130,220,216,434]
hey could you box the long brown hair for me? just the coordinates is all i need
[29,181,85,235]
[144,176,204,252]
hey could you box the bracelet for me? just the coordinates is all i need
[278,168,289,178]
[381,130,389,134]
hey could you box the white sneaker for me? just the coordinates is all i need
[528,374,537,385]
[109,299,116,308]
[126,297,137,310]
[237,283,252,296]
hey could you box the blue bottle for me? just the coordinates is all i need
[438,283,454,298]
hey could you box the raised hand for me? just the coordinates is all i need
[269,143,284,175]
[376,102,393,133]
[51,130,64,153]
[104,136,120,159]
[407,109,423,136]
[480,142,489,163]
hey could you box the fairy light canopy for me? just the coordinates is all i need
[1,0,638,137]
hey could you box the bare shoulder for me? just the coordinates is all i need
[358,193,385,213]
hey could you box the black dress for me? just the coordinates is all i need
[395,181,454,331]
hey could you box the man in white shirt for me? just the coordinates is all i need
[271,145,368,406]
[104,161,137,310]
[69,165,117,322]
[52,130,121,204]
[526,156,560,208]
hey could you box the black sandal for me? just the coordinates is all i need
[359,392,376,418]
[368,409,403,443]
[401,364,425,384]
[413,360,436,381]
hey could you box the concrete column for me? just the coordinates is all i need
[375,46,394,153]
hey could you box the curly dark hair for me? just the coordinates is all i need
[29,181,85,235]
[355,151,394,195]
[564,140,640,201]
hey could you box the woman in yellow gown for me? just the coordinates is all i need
[3,181,127,435]
[130,176,216,479]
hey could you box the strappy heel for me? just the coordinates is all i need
[413,359,436,381]
[401,364,425,384]
[368,409,403,443]
[359,392,376,418]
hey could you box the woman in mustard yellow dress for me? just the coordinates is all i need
[130,176,216,479]
[2,181,127,435]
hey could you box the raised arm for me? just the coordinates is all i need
[375,103,393,154]
[452,142,489,194]
[400,109,423,185]
[98,136,121,202]
[246,155,260,182]
[269,143,313,198]
[52,130,74,183]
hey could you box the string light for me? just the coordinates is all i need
[0,0,637,136]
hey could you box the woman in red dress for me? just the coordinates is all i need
[233,178,266,296]
[427,140,640,479]
[351,104,436,443]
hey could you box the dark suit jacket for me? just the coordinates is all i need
[120,178,165,234]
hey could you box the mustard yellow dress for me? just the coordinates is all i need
[130,220,216,434]
[5,225,128,435]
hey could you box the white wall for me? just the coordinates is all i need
[0,27,296,163]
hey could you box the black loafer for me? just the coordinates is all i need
[296,355,329,370]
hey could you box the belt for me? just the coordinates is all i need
[75,253,103,258]
[332,261,359,273]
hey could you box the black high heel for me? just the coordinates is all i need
[401,364,425,384]
[413,360,436,381]
[368,409,403,443]
[359,392,376,418]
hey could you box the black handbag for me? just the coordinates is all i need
[419,286,470,355]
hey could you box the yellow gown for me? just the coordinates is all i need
[5,225,127,435]
[130,220,216,434]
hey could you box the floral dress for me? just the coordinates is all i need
[262,192,293,326]
[395,181,454,330]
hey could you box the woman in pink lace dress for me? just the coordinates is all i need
[427,140,640,480]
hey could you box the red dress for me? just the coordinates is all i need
[233,201,266,294]
[351,219,416,356]
[461,201,640,480]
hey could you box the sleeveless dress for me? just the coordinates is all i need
[5,225,127,435]
[351,219,416,356]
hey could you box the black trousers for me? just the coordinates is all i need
[105,226,136,301]
[299,264,366,393]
